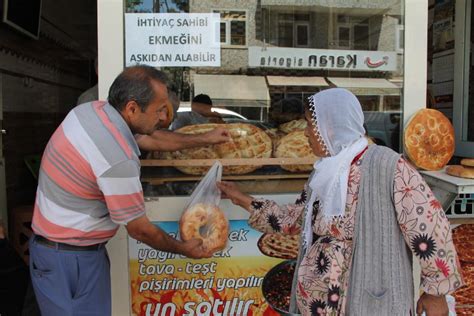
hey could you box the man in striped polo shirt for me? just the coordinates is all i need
[29,65,214,316]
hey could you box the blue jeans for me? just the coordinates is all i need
[29,235,111,316]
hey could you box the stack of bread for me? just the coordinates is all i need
[278,119,307,134]
[274,130,318,172]
[446,158,474,179]
[274,119,318,172]
[158,119,319,175]
[163,123,272,175]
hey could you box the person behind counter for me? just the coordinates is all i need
[217,88,464,316]
[136,90,230,152]
[171,93,223,130]
[29,65,214,316]
[77,57,98,105]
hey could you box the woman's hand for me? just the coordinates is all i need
[217,181,253,211]
[416,293,448,316]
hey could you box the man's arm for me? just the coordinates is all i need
[126,215,211,259]
[136,127,231,152]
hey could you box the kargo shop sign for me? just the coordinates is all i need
[248,46,397,71]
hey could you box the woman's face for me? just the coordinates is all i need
[304,109,329,157]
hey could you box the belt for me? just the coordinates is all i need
[34,235,106,251]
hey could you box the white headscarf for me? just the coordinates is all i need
[304,88,368,250]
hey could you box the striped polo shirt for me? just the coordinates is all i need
[32,101,145,246]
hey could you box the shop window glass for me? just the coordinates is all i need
[453,0,474,155]
[469,99,474,142]
[124,0,405,194]
[126,0,188,13]
[358,96,379,111]
[384,96,401,111]
[468,3,474,141]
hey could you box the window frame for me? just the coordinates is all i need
[213,9,248,48]
[335,14,370,50]
[295,22,310,47]
[453,0,474,156]
[396,24,404,53]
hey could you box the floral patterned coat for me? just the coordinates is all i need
[248,155,464,316]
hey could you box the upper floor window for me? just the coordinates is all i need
[214,10,247,46]
[277,13,310,47]
[335,15,370,50]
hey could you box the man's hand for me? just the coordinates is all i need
[126,216,214,259]
[179,238,213,259]
[204,127,231,144]
[416,293,448,316]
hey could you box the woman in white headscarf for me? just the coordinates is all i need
[217,88,463,316]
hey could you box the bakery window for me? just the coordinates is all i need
[124,0,405,195]
[453,0,474,156]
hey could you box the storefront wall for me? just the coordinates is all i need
[98,0,428,315]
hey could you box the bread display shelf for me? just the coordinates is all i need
[420,168,474,222]
[141,157,315,185]
[141,157,317,167]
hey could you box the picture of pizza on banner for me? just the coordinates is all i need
[128,220,285,316]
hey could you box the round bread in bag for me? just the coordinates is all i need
[179,203,229,253]
[163,123,272,175]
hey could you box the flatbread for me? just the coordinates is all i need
[257,233,299,259]
[275,130,318,172]
[162,123,272,175]
[446,165,474,179]
[278,119,307,134]
[461,158,474,167]
[404,109,455,170]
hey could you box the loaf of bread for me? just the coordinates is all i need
[446,165,474,179]
[278,119,307,134]
[404,109,455,170]
[275,130,318,172]
[163,123,272,175]
[461,158,474,167]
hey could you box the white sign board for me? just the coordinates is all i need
[248,46,398,72]
[125,13,221,67]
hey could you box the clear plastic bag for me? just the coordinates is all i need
[185,161,223,210]
[179,161,229,253]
